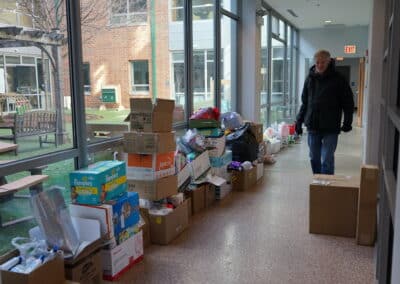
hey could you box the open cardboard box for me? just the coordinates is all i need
[30,217,103,284]
[0,252,65,284]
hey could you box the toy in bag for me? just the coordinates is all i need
[220,112,244,130]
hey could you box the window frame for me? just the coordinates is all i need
[109,0,148,27]
[130,59,150,95]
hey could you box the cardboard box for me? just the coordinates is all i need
[357,165,379,246]
[125,98,174,132]
[210,166,231,183]
[125,152,176,180]
[70,192,140,244]
[189,119,220,129]
[256,163,264,181]
[127,175,178,200]
[65,250,102,284]
[102,231,144,281]
[232,167,257,191]
[246,121,264,143]
[148,199,189,245]
[70,161,127,205]
[138,211,151,249]
[204,135,226,157]
[185,185,206,215]
[309,175,359,237]
[209,150,232,168]
[189,151,211,180]
[177,163,191,188]
[204,184,215,208]
[123,132,176,154]
[0,254,65,284]
[214,182,232,200]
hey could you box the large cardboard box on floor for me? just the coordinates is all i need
[147,199,189,245]
[213,181,232,200]
[123,131,176,154]
[245,121,264,144]
[232,167,257,191]
[29,217,103,284]
[0,254,65,284]
[185,185,206,215]
[357,165,379,246]
[139,210,151,249]
[127,175,178,200]
[204,184,216,208]
[256,163,264,181]
[125,98,174,132]
[309,175,359,237]
[125,152,176,180]
[65,249,102,284]
[70,192,140,243]
[101,231,144,281]
[177,163,191,188]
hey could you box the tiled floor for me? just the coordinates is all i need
[112,127,375,284]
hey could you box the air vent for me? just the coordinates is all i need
[287,9,298,18]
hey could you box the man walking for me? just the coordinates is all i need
[295,50,354,175]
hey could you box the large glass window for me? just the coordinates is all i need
[221,15,237,112]
[171,0,184,22]
[130,60,149,94]
[260,12,299,126]
[110,0,148,25]
[82,62,91,94]
[221,0,238,14]
[193,1,214,111]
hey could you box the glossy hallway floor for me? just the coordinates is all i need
[111,127,375,284]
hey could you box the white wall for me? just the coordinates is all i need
[298,25,369,99]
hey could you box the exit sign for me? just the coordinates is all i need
[344,45,357,54]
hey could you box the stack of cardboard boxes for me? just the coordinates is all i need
[309,165,379,246]
[124,98,189,245]
[69,160,143,282]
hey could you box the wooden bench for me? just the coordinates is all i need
[0,111,57,152]
[0,174,48,227]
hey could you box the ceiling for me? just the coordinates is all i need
[264,0,373,29]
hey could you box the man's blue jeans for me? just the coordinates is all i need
[307,132,339,175]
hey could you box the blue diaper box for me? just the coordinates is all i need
[109,192,140,244]
[70,160,127,205]
[209,150,233,168]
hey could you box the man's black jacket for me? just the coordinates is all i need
[296,59,355,134]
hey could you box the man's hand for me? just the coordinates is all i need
[341,125,352,132]
[295,121,303,135]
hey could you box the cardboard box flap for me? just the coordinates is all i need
[123,132,176,153]
[130,98,154,112]
[312,174,359,188]
[154,99,175,113]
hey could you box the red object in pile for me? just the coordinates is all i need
[288,124,295,135]
[190,107,220,121]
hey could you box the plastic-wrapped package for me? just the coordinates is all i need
[220,112,244,130]
[30,187,79,256]
[264,127,277,141]
[279,122,289,138]
[241,161,253,170]
[182,129,206,153]
[190,107,220,120]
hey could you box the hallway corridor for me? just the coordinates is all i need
[114,127,375,284]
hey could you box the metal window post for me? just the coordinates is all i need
[214,0,221,110]
[184,0,193,119]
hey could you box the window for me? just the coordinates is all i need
[82,63,91,94]
[171,0,184,21]
[130,60,149,94]
[110,0,147,26]
[193,0,213,21]
[171,52,185,105]
[221,0,238,14]
[220,15,237,112]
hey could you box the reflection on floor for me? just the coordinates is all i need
[111,127,374,284]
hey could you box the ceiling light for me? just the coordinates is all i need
[324,20,333,24]
[287,9,298,18]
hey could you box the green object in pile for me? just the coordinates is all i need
[189,119,221,129]
[197,128,222,137]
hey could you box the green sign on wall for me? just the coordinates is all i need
[101,88,116,103]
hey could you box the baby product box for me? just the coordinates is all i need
[70,192,140,244]
[70,161,127,205]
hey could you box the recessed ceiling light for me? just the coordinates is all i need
[324,20,333,24]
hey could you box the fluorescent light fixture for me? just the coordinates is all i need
[324,20,333,24]
[336,57,344,61]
